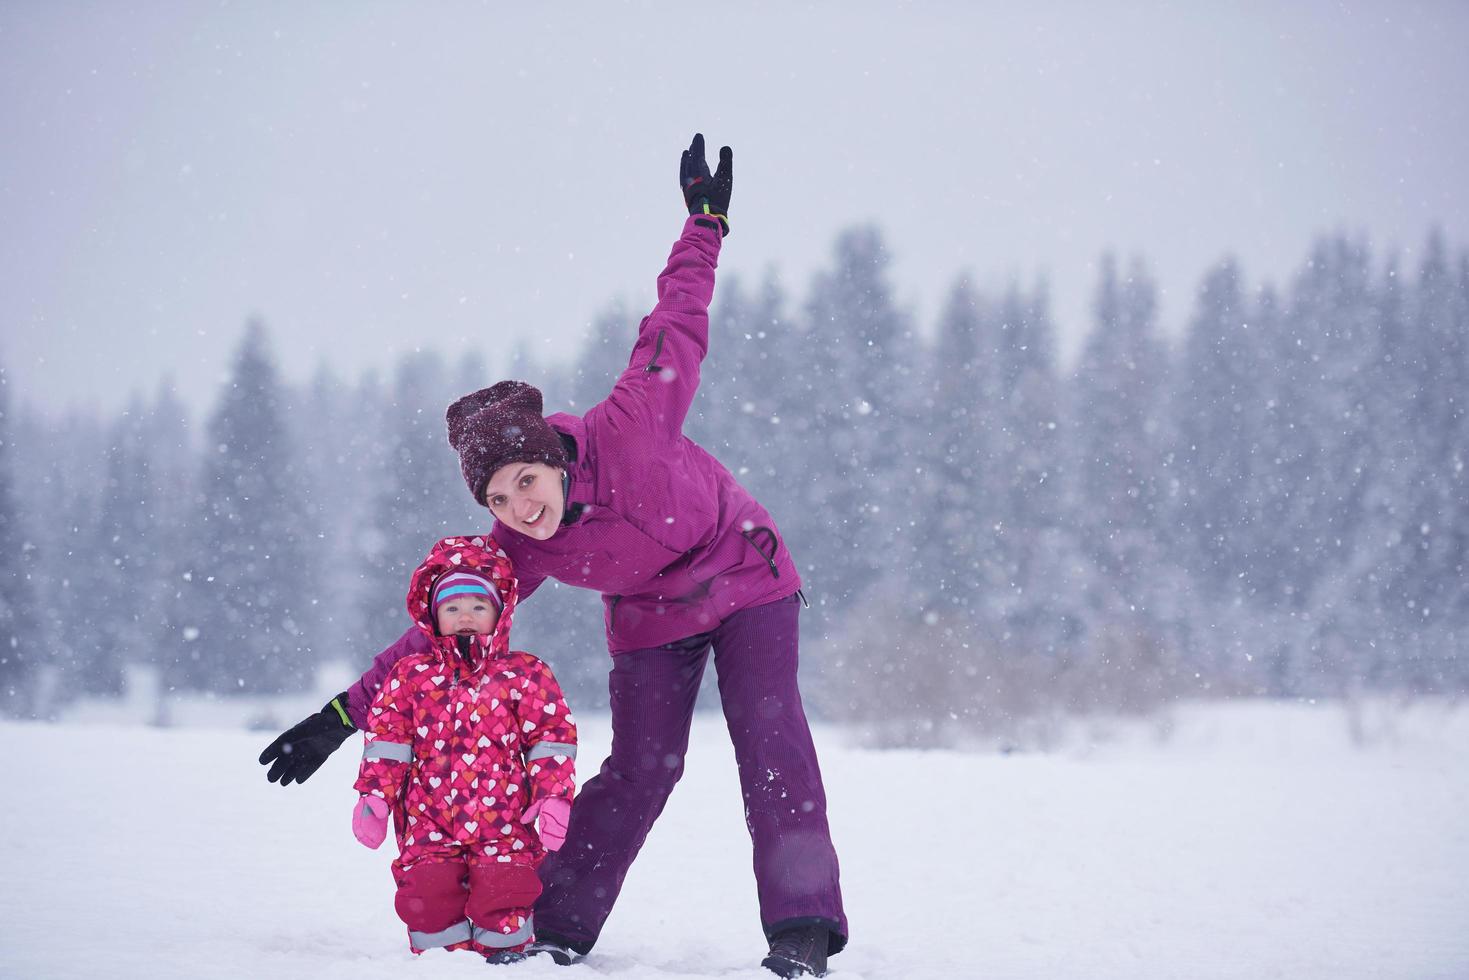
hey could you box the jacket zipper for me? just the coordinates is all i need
[452,661,462,838]
[643,330,666,372]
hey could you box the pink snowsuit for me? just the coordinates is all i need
[354,535,577,956]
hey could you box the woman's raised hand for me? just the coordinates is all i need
[679,133,732,233]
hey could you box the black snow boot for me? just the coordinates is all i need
[524,935,576,966]
[761,923,829,978]
[484,949,527,965]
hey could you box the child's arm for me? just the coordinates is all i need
[352,661,416,803]
[343,626,434,729]
[515,656,578,806]
[514,655,577,850]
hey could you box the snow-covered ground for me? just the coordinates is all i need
[4,699,1467,980]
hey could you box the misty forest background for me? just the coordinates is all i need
[1,224,1465,746]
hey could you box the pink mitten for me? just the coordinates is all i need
[521,796,572,851]
[352,795,390,849]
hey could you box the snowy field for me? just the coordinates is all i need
[4,698,1467,980]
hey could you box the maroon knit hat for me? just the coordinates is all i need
[446,380,569,506]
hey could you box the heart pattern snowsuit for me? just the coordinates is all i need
[354,535,577,956]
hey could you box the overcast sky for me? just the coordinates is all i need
[4,1,1467,418]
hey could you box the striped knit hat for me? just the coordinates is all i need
[431,569,503,615]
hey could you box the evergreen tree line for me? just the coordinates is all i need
[0,227,1464,742]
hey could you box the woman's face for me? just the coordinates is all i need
[484,462,564,540]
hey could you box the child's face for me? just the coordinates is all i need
[435,595,499,636]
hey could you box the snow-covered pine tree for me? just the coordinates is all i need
[1066,254,1178,703]
[1397,231,1469,689]
[1248,276,1313,604]
[84,397,152,698]
[1269,237,1379,693]
[150,378,203,709]
[12,406,107,716]
[811,272,989,743]
[1234,281,1326,695]
[704,271,809,549]
[685,271,791,492]
[0,363,39,716]
[187,320,316,695]
[293,364,384,657]
[1071,255,1170,579]
[988,283,1081,663]
[1451,250,1469,683]
[1342,255,1425,689]
[919,276,992,617]
[1176,259,1260,594]
[793,227,913,614]
[356,351,478,652]
[994,283,1064,540]
[1169,259,1279,690]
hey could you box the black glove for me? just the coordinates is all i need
[258,692,356,785]
[679,132,732,234]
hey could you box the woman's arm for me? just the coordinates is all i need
[597,135,732,442]
[343,625,433,728]
[598,215,723,441]
[259,626,429,786]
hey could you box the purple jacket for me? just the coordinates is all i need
[346,215,800,727]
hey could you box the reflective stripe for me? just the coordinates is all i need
[363,740,412,763]
[525,741,577,761]
[409,919,472,949]
[471,913,535,948]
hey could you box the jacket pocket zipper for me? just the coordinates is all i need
[741,526,781,579]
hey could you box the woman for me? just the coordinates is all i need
[260,134,846,978]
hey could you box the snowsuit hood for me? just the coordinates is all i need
[405,536,519,677]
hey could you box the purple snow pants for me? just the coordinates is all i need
[532,593,847,956]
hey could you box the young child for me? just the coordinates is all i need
[350,535,576,964]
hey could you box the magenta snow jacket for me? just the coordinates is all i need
[345,215,799,728]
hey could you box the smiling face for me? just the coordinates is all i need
[483,461,565,540]
[434,594,500,636]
